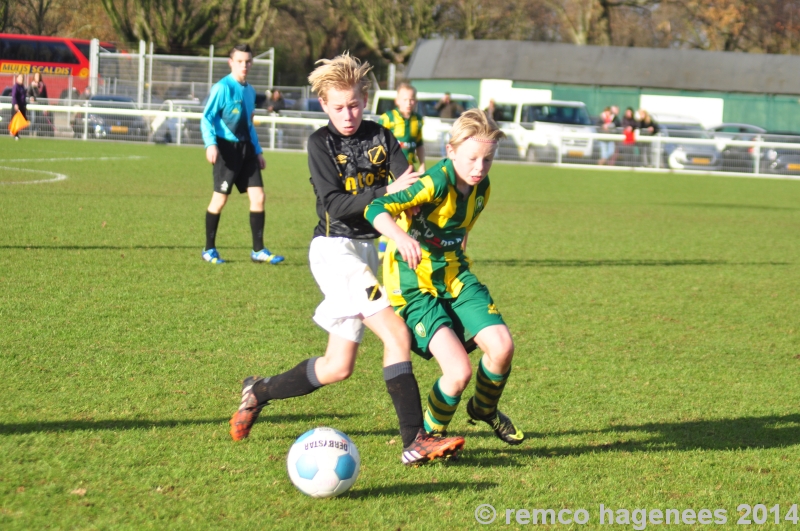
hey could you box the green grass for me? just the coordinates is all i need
[1,140,799,529]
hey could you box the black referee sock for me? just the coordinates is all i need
[384,362,425,448]
[250,211,265,251]
[253,357,323,403]
[205,211,220,250]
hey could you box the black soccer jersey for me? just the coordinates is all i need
[308,120,409,239]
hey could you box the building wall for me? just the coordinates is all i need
[412,78,800,132]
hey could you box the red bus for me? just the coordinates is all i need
[0,34,117,99]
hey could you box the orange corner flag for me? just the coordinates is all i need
[9,111,30,136]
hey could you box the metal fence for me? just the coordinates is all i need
[93,41,274,106]
[3,101,800,179]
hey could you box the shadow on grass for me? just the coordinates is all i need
[658,202,800,212]
[463,413,800,466]
[0,412,359,435]
[476,259,790,268]
[0,245,309,252]
[347,481,498,499]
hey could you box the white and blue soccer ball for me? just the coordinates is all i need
[286,427,360,498]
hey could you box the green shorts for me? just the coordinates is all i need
[396,274,505,360]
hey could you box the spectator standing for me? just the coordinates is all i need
[435,92,464,119]
[266,89,286,113]
[637,109,659,167]
[618,107,638,167]
[10,74,27,140]
[27,72,48,136]
[484,99,503,122]
[597,107,616,165]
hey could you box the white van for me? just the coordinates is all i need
[370,90,478,154]
[492,100,596,162]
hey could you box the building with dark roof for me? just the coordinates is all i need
[406,39,800,131]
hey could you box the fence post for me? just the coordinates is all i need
[89,39,99,95]
[137,40,146,107]
[177,105,183,146]
[556,134,563,165]
[270,117,276,150]
[754,138,761,175]
[82,100,88,140]
[67,76,73,124]
[654,135,661,170]
[147,42,154,107]
[208,45,215,96]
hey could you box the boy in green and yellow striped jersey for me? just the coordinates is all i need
[377,83,426,260]
[365,109,524,445]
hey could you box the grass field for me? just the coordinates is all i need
[1,139,799,530]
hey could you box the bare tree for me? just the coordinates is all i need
[100,0,273,52]
[330,0,434,64]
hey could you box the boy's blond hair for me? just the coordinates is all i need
[448,108,505,149]
[308,52,372,102]
[396,82,417,97]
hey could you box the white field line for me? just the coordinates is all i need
[0,166,68,185]
[0,155,147,163]
[0,154,146,184]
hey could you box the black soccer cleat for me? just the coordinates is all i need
[466,396,525,445]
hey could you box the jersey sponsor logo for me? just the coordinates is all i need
[335,154,348,165]
[425,235,463,248]
[344,172,376,193]
[415,322,427,338]
[367,145,387,165]
[365,284,382,301]
[487,303,500,315]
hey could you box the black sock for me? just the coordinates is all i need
[250,211,265,251]
[253,357,322,403]
[384,362,424,448]
[205,211,220,250]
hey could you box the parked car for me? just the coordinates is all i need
[71,95,149,141]
[494,100,597,162]
[151,99,203,144]
[760,131,800,175]
[708,123,767,154]
[652,117,722,171]
[370,90,478,155]
[708,123,766,138]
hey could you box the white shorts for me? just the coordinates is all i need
[309,236,389,343]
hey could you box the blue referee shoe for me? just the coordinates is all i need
[202,248,225,264]
[251,248,284,264]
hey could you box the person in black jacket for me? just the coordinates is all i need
[638,109,660,167]
[229,53,465,466]
[27,72,49,136]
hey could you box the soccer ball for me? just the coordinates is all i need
[286,427,360,498]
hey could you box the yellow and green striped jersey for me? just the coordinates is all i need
[378,109,424,166]
[365,158,491,307]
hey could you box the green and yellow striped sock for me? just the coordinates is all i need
[423,378,462,434]
[472,359,510,417]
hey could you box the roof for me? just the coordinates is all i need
[406,39,800,96]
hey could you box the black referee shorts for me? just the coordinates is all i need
[212,137,263,194]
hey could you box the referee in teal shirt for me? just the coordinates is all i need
[200,44,283,265]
